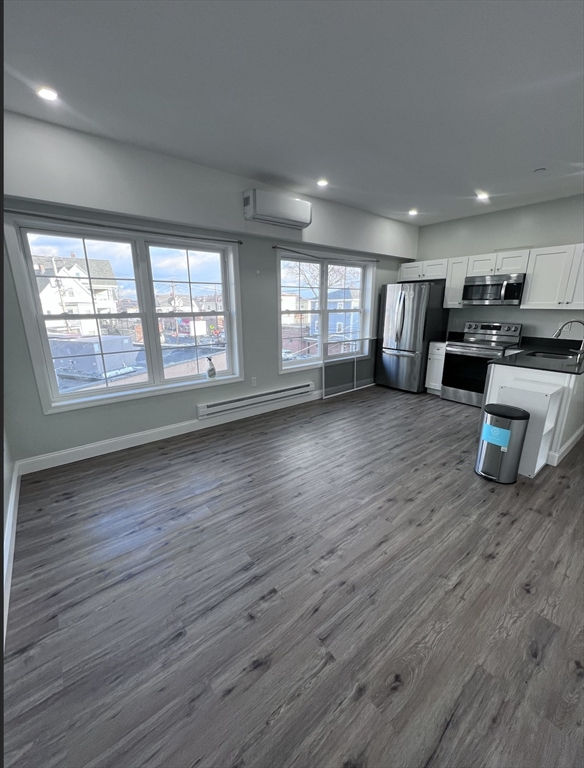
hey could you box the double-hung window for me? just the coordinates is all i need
[279,254,373,369]
[4,215,242,412]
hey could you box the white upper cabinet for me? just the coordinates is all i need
[466,253,497,277]
[495,250,530,274]
[521,245,576,309]
[397,244,581,310]
[444,256,468,308]
[398,259,447,281]
[421,259,447,279]
[399,262,423,281]
[563,243,584,309]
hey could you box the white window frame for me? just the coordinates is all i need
[277,250,375,373]
[4,214,244,414]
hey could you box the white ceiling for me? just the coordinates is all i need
[4,0,584,225]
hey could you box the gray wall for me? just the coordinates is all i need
[3,113,412,461]
[417,195,583,259]
[4,216,398,461]
[4,112,418,260]
[4,430,14,533]
[418,195,584,339]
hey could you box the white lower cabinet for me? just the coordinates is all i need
[425,342,446,394]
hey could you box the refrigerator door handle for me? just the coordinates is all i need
[382,349,418,358]
[397,291,406,343]
[393,290,404,344]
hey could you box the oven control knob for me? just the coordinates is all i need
[505,325,511,331]
[512,326,518,331]
[473,324,479,329]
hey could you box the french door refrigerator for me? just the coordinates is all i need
[375,282,448,393]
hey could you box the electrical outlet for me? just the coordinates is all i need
[251,377,257,387]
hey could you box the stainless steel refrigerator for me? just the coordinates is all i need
[375,282,448,393]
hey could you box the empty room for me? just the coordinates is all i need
[3,1,584,767]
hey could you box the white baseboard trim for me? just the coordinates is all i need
[16,388,323,476]
[4,466,21,647]
[547,425,584,467]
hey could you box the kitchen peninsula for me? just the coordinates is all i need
[485,336,584,477]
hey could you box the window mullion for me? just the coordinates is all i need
[221,251,230,313]
[134,237,164,385]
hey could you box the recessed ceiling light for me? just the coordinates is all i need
[36,86,59,101]
[476,191,490,201]
[317,179,329,187]
[408,209,418,216]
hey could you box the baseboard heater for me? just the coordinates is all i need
[197,382,315,419]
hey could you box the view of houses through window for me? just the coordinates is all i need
[280,258,366,367]
[149,245,228,379]
[25,230,233,398]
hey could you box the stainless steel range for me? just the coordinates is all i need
[441,321,522,407]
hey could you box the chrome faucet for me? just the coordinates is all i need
[553,319,584,362]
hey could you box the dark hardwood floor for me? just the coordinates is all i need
[4,387,584,768]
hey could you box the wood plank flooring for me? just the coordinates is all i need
[4,387,584,768]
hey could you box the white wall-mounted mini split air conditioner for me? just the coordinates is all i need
[243,189,312,229]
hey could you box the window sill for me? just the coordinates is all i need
[280,353,370,374]
[42,374,245,415]
[280,361,322,374]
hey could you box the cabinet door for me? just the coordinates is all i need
[425,354,444,391]
[399,262,423,281]
[444,256,468,308]
[564,244,584,309]
[429,342,446,356]
[495,250,529,274]
[422,259,447,279]
[521,245,576,309]
[466,253,497,277]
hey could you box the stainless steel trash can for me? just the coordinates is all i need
[475,404,530,484]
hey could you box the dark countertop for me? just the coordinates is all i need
[488,337,584,376]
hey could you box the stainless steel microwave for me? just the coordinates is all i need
[461,273,525,306]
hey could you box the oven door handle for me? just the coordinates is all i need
[445,345,498,359]
[500,280,508,302]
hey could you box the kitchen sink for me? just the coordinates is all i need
[526,351,575,359]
